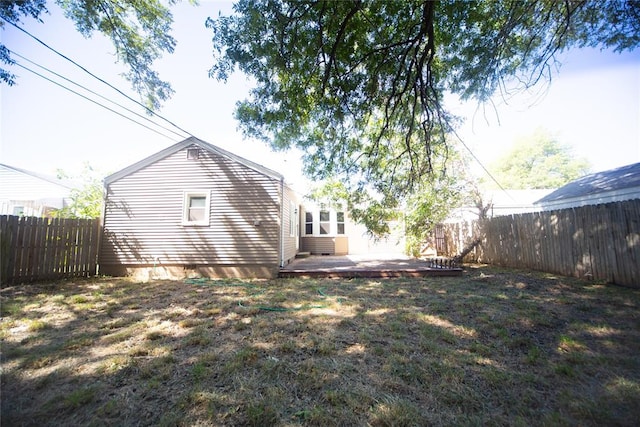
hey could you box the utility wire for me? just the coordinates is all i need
[2,13,511,198]
[0,15,194,139]
[10,49,189,141]
[12,60,182,142]
[448,124,514,200]
[439,108,513,199]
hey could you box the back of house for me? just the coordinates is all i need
[100,137,298,280]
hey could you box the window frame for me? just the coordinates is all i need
[305,211,313,235]
[186,148,200,160]
[182,190,211,226]
[319,209,330,235]
[336,211,345,235]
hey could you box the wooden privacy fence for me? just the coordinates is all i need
[437,199,640,288]
[0,215,100,285]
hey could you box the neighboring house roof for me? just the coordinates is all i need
[0,163,75,190]
[0,163,76,214]
[445,189,555,222]
[483,189,554,213]
[534,162,640,210]
[105,137,284,185]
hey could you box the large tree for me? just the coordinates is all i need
[0,0,193,110]
[208,0,639,233]
[489,128,591,190]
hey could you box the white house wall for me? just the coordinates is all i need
[0,164,71,216]
[348,220,405,254]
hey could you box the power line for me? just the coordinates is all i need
[0,15,195,139]
[12,60,183,142]
[2,13,511,198]
[448,124,514,200]
[9,49,189,141]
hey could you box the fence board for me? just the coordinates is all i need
[54,218,65,275]
[0,215,100,284]
[569,207,579,277]
[14,216,26,280]
[26,217,37,281]
[43,218,55,278]
[626,201,640,285]
[590,205,605,282]
[32,217,42,279]
[611,203,625,284]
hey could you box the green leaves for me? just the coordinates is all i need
[489,128,592,190]
[209,1,445,191]
[207,0,637,237]
[1,0,184,110]
[53,163,104,219]
[59,0,177,111]
[209,0,637,184]
[0,0,47,85]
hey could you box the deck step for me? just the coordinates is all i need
[295,251,311,258]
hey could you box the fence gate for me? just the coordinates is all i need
[434,224,446,254]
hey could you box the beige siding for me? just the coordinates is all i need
[281,185,299,265]
[300,237,337,255]
[334,236,348,255]
[100,145,282,270]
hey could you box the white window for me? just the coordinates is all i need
[319,210,330,235]
[337,211,345,235]
[183,191,210,226]
[305,212,313,235]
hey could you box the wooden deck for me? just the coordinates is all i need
[279,254,462,279]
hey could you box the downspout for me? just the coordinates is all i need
[280,177,285,268]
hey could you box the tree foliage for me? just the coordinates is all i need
[490,128,591,190]
[0,0,192,110]
[208,0,638,233]
[307,140,470,254]
[53,164,104,219]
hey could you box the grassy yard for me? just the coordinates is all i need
[1,265,639,426]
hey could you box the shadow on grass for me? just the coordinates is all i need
[1,267,639,426]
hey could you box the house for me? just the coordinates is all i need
[0,163,74,217]
[300,201,405,255]
[99,137,299,280]
[534,162,640,211]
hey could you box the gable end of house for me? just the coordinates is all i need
[104,137,284,186]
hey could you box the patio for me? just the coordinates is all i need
[279,253,462,278]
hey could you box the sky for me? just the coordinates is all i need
[1,1,639,193]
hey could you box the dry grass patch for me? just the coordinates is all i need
[1,267,639,426]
